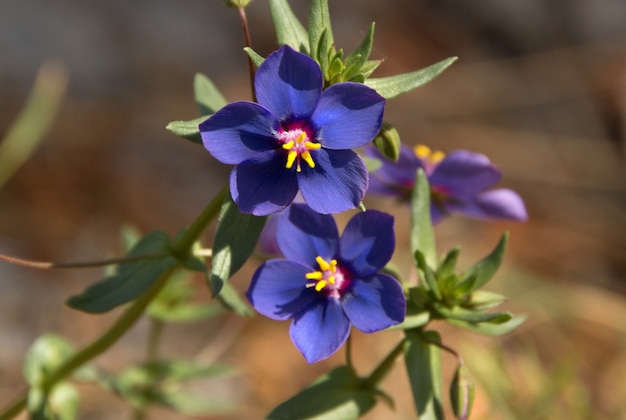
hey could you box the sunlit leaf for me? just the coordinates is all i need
[194,73,227,116]
[448,314,526,336]
[411,170,436,268]
[459,232,508,292]
[343,23,375,81]
[165,116,207,144]
[404,330,444,420]
[244,47,265,68]
[308,0,334,66]
[365,57,457,99]
[269,0,309,53]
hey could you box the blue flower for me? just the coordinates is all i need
[200,45,385,216]
[366,144,528,224]
[246,204,406,363]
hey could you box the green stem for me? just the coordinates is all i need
[146,318,165,364]
[0,188,228,420]
[0,252,168,270]
[365,338,407,388]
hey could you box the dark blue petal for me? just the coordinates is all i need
[447,188,528,221]
[430,151,502,199]
[342,273,406,333]
[200,102,280,164]
[246,259,316,321]
[365,145,422,197]
[289,298,351,363]
[311,82,385,149]
[255,45,322,121]
[276,203,339,266]
[430,203,448,225]
[230,151,298,215]
[339,210,395,277]
[298,149,368,214]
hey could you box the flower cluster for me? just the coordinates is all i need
[366,144,528,223]
[200,45,385,216]
[246,204,406,363]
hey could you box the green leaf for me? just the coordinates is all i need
[194,73,227,116]
[389,303,430,330]
[437,247,460,280]
[462,290,507,312]
[308,0,334,66]
[448,314,526,336]
[404,330,444,420]
[48,382,80,420]
[209,193,267,296]
[217,281,255,316]
[434,304,513,324]
[411,169,436,268]
[415,250,441,300]
[359,60,381,79]
[165,116,207,144]
[269,0,309,53]
[268,365,376,420]
[343,23,375,81]
[365,57,457,99]
[243,46,265,68]
[66,231,178,313]
[24,334,75,387]
[372,122,401,162]
[459,232,508,292]
[450,365,475,420]
[144,360,235,382]
[362,156,382,172]
[160,391,234,416]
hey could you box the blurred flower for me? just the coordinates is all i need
[365,144,528,224]
[246,204,405,363]
[200,45,385,216]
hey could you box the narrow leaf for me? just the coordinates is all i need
[165,116,208,144]
[404,331,444,420]
[308,0,334,64]
[448,314,526,336]
[66,231,178,313]
[411,169,436,268]
[269,0,309,53]
[415,250,441,299]
[217,282,254,316]
[268,365,376,420]
[209,193,267,296]
[365,57,457,99]
[460,232,509,292]
[462,290,507,312]
[194,73,227,116]
[243,47,265,68]
[343,23,375,81]
[434,304,513,324]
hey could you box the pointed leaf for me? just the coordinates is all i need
[365,57,457,99]
[462,290,507,312]
[243,47,265,68]
[448,314,526,336]
[404,330,444,420]
[66,231,178,313]
[217,281,254,316]
[415,250,441,299]
[343,23,375,81]
[194,73,227,116]
[209,193,267,296]
[411,169,436,268]
[144,360,234,382]
[461,232,508,292]
[359,60,381,79]
[268,366,376,420]
[269,0,309,53]
[165,116,207,144]
[434,304,513,324]
[308,0,334,65]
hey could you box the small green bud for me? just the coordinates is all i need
[450,364,475,420]
[373,122,401,162]
[223,0,253,8]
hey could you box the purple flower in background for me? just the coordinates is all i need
[365,144,528,224]
[200,45,385,216]
[246,204,405,363]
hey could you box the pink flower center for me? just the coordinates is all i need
[277,128,321,172]
[305,256,349,299]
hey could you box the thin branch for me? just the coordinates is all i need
[0,252,168,270]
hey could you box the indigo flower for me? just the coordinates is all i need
[246,204,406,363]
[200,45,385,216]
[365,144,528,224]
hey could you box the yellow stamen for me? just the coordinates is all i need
[414,144,431,159]
[282,140,294,150]
[305,141,322,150]
[329,259,337,273]
[285,151,297,169]
[414,144,445,164]
[430,150,445,164]
[328,275,335,285]
[315,256,331,271]
[315,280,327,292]
[305,271,323,280]
[301,151,315,169]
[296,131,307,143]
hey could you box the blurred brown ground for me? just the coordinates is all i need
[0,1,625,419]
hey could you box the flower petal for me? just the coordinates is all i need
[430,151,502,198]
[339,210,395,277]
[342,273,406,333]
[200,102,280,164]
[289,298,350,363]
[276,203,339,265]
[246,259,317,321]
[298,148,368,214]
[230,151,298,215]
[311,82,385,149]
[365,145,421,197]
[447,188,528,221]
[255,45,322,121]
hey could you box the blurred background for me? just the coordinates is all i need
[0,0,624,419]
